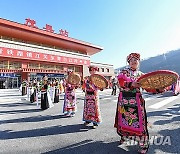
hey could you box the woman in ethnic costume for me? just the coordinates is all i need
[63,71,78,117]
[41,80,49,110]
[82,66,102,129]
[30,82,36,103]
[114,53,149,154]
[40,78,54,110]
[54,80,60,103]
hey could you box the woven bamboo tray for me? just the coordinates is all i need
[137,70,179,90]
[90,74,108,89]
[67,72,81,85]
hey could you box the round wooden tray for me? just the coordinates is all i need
[67,72,81,85]
[137,70,179,90]
[90,74,108,89]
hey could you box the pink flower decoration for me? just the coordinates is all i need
[125,117,129,121]
[130,114,137,119]
[123,99,128,104]
[124,112,130,117]
[129,108,135,113]
[129,99,135,104]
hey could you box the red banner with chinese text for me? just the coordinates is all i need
[0,47,90,65]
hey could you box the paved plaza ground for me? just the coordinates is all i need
[0,89,180,154]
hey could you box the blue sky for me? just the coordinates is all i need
[1,0,180,68]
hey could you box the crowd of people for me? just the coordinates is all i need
[19,53,150,154]
[20,66,106,127]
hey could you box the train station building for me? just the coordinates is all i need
[0,18,114,89]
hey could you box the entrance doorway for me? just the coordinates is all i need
[0,80,5,89]
[0,78,6,89]
[8,77,19,89]
[0,77,19,89]
[0,73,20,89]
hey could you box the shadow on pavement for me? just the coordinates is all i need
[156,92,176,98]
[147,104,180,118]
[0,102,35,108]
[147,127,180,154]
[43,139,135,154]
[0,108,40,115]
[0,124,91,140]
[0,114,76,124]
[147,104,180,153]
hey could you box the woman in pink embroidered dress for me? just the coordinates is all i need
[82,66,102,129]
[63,71,78,117]
[114,53,149,154]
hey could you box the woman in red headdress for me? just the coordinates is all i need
[82,66,102,129]
[114,53,149,154]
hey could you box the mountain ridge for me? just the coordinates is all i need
[116,49,180,74]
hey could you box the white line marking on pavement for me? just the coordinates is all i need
[148,96,179,109]
[101,97,111,100]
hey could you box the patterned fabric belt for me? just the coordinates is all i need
[121,91,136,97]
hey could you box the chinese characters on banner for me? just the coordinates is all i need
[25,18,69,37]
[0,47,90,65]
